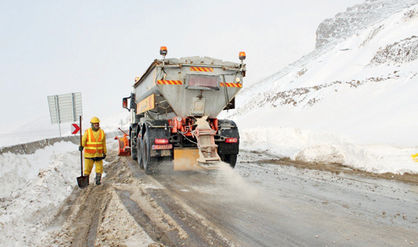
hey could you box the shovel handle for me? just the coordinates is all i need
[80,116,83,177]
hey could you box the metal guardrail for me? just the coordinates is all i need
[0,131,118,155]
[0,136,79,155]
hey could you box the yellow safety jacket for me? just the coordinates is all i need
[412,153,418,162]
[82,128,107,158]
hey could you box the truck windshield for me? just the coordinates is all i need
[187,75,219,90]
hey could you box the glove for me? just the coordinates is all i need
[79,146,84,151]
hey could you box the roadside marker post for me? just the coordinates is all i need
[71,123,80,135]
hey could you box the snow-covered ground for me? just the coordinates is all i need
[0,141,80,246]
[240,127,418,174]
[0,140,120,246]
[0,112,131,246]
[225,2,418,174]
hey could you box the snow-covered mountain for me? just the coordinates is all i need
[226,0,418,174]
[316,0,418,48]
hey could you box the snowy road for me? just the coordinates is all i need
[151,151,418,246]
[42,150,418,246]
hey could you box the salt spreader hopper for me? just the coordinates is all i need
[121,47,246,173]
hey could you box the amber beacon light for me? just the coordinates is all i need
[160,46,168,56]
[239,51,246,61]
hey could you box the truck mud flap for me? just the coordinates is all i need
[173,148,200,171]
[173,148,220,171]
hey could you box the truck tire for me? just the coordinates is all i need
[137,135,144,169]
[222,154,237,168]
[130,133,138,161]
[141,130,156,174]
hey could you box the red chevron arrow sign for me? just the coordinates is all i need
[71,123,80,135]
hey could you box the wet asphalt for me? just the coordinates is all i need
[148,150,418,247]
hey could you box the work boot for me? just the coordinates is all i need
[96,173,102,185]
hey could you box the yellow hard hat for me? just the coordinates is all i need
[90,117,100,124]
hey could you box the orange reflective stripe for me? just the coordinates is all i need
[157,80,182,85]
[85,149,103,154]
[220,82,242,88]
[190,67,214,72]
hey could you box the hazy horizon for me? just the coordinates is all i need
[0,0,364,132]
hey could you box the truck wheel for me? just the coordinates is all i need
[141,130,155,174]
[137,135,144,169]
[130,135,138,161]
[223,154,237,168]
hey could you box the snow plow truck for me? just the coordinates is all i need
[120,47,246,173]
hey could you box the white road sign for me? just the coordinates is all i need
[47,92,82,124]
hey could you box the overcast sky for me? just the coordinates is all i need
[0,0,364,133]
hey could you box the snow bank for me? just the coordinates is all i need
[0,141,79,246]
[240,127,418,174]
[0,141,77,198]
[0,139,118,246]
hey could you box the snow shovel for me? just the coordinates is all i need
[76,116,89,188]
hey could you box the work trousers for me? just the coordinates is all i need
[84,158,103,175]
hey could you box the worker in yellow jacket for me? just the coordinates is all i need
[79,117,107,185]
[412,153,418,162]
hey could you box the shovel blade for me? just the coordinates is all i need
[77,175,89,188]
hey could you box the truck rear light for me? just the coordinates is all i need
[154,138,169,144]
[225,137,238,143]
